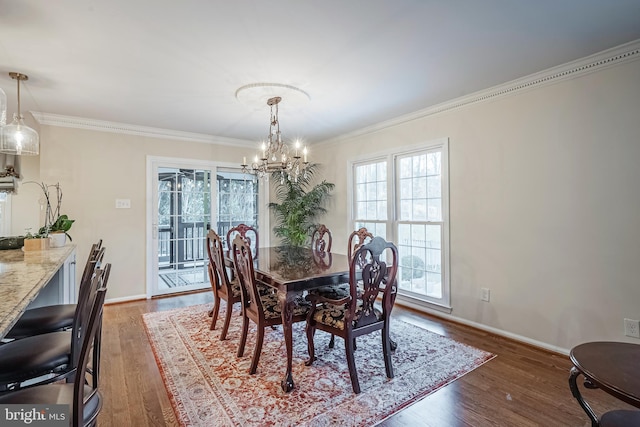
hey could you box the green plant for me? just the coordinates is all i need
[268,164,334,247]
[43,214,75,241]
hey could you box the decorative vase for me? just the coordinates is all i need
[49,233,66,248]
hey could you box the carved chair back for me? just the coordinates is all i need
[226,223,259,257]
[231,234,264,320]
[311,224,332,253]
[347,236,398,329]
[206,229,233,295]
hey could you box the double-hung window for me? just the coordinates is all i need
[351,138,450,309]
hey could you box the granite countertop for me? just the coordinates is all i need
[0,245,76,338]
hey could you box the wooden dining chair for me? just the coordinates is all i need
[311,224,332,253]
[226,223,258,256]
[206,229,243,339]
[305,236,399,394]
[232,234,309,374]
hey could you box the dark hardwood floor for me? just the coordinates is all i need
[98,291,633,426]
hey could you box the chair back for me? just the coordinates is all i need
[70,264,111,372]
[226,224,258,256]
[347,227,374,261]
[348,237,398,328]
[231,234,264,319]
[72,283,107,427]
[206,229,232,293]
[311,224,332,253]
[79,244,105,291]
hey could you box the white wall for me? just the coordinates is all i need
[313,58,640,352]
[20,126,249,301]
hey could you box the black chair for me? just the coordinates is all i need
[4,241,104,340]
[0,283,108,427]
[232,235,308,374]
[0,264,111,393]
[305,236,399,394]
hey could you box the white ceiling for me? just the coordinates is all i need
[1,0,640,145]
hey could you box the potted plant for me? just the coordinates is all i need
[23,229,50,251]
[24,181,75,248]
[44,214,75,247]
[268,163,334,247]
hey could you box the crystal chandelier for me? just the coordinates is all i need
[241,96,309,182]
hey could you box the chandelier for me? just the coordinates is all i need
[0,72,39,156]
[241,96,309,182]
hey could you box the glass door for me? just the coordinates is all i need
[149,160,212,297]
[147,158,265,298]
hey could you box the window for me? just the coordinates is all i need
[352,139,449,308]
[216,169,259,248]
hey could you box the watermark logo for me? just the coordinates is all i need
[0,405,68,426]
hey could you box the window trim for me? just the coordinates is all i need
[347,138,450,310]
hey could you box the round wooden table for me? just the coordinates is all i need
[569,341,640,426]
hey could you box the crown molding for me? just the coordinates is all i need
[30,112,255,147]
[320,38,640,145]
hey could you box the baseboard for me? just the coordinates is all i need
[396,299,570,356]
[105,294,148,305]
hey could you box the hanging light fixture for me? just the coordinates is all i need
[0,87,6,127]
[0,72,39,156]
[241,96,309,182]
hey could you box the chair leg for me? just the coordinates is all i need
[209,294,221,330]
[305,322,316,366]
[382,325,394,379]
[237,314,249,358]
[329,334,335,348]
[249,326,265,375]
[345,335,360,394]
[219,300,234,341]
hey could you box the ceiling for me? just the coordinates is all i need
[1,0,640,146]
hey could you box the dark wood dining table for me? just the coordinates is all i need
[250,246,350,392]
[569,341,640,426]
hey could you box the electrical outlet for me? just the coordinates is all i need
[481,288,490,302]
[624,318,640,338]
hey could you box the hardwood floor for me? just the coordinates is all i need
[98,291,633,426]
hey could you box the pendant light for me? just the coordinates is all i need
[0,87,6,127]
[0,72,39,156]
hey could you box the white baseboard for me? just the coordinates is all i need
[396,299,570,356]
[105,294,148,305]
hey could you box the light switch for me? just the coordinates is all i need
[115,199,131,209]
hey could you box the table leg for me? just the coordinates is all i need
[569,367,599,427]
[278,289,295,392]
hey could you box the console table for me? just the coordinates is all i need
[569,341,640,426]
[0,245,76,339]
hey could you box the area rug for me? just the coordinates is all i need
[142,303,495,427]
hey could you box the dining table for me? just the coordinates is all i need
[234,245,351,392]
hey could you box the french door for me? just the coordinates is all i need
[146,157,265,298]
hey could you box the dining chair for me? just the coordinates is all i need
[308,227,373,348]
[0,284,108,427]
[311,224,332,253]
[232,234,309,374]
[0,263,111,393]
[226,223,258,256]
[206,229,243,339]
[305,236,399,394]
[4,240,105,340]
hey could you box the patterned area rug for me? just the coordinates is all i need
[142,303,495,427]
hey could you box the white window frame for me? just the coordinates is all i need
[0,193,11,236]
[348,138,450,311]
